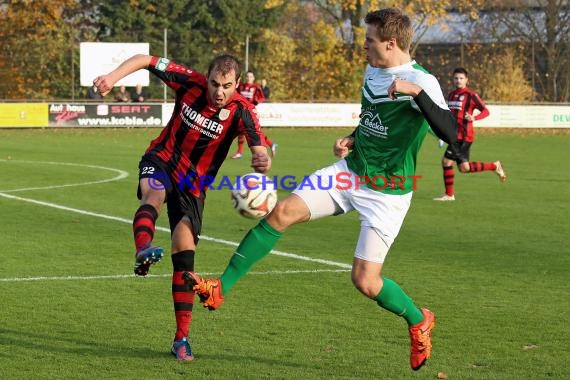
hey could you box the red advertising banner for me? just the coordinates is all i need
[48,103,162,127]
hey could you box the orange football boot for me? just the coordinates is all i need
[183,272,225,310]
[408,308,435,371]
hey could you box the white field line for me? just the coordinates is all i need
[0,269,351,283]
[0,160,129,192]
[0,190,351,271]
[0,160,352,283]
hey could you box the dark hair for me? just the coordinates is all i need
[453,67,469,76]
[208,54,241,81]
[364,8,413,51]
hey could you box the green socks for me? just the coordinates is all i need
[218,220,423,327]
[220,219,282,296]
[374,277,424,325]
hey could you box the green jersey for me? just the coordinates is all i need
[346,61,449,195]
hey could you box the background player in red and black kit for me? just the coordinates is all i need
[231,70,278,158]
[93,54,271,361]
[434,67,506,201]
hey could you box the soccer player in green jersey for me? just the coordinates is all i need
[187,8,457,371]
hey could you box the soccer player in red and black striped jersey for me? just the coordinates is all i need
[231,70,278,158]
[434,67,506,201]
[93,54,271,361]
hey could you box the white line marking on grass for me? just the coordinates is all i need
[0,269,351,283]
[0,159,129,192]
[0,192,352,270]
[0,159,351,270]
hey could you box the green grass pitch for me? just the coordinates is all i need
[0,127,568,379]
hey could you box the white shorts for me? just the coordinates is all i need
[292,160,412,263]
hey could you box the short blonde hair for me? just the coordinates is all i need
[364,8,413,52]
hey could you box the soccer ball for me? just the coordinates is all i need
[231,173,277,219]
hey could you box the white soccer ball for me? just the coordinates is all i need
[231,173,277,219]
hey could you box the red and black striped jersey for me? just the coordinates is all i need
[145,56,265,196]
[447,87,489,142]
[238,82,265,105]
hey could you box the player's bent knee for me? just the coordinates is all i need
[267,197,309,231]
[351,272,381,298]
[351,278,379,298]
[267,202,296,231]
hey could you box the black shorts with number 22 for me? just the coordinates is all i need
[137,153,204,243]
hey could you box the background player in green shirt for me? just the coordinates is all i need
[188,8,457,371]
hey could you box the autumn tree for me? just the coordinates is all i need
[483,0,570,101]
[286,0,456,101]
[485,49,536,102]
[1,0,565,103]
[0,0,80,99]
[460,44,536,102]
[252,1,363,101]
[97,0,284,100]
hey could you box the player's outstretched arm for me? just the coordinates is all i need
[93,54,152,96]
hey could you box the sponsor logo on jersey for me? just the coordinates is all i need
[359,111,388,138]
[219,109,230,121]
[180,103,224,138]
[155,57,170,72]
[447,100,462,110]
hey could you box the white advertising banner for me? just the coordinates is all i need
[256,103,361,127]
[161,102,361,127]
[476,105,570,128]
[80,42,150,87]
[160,103,570,128]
